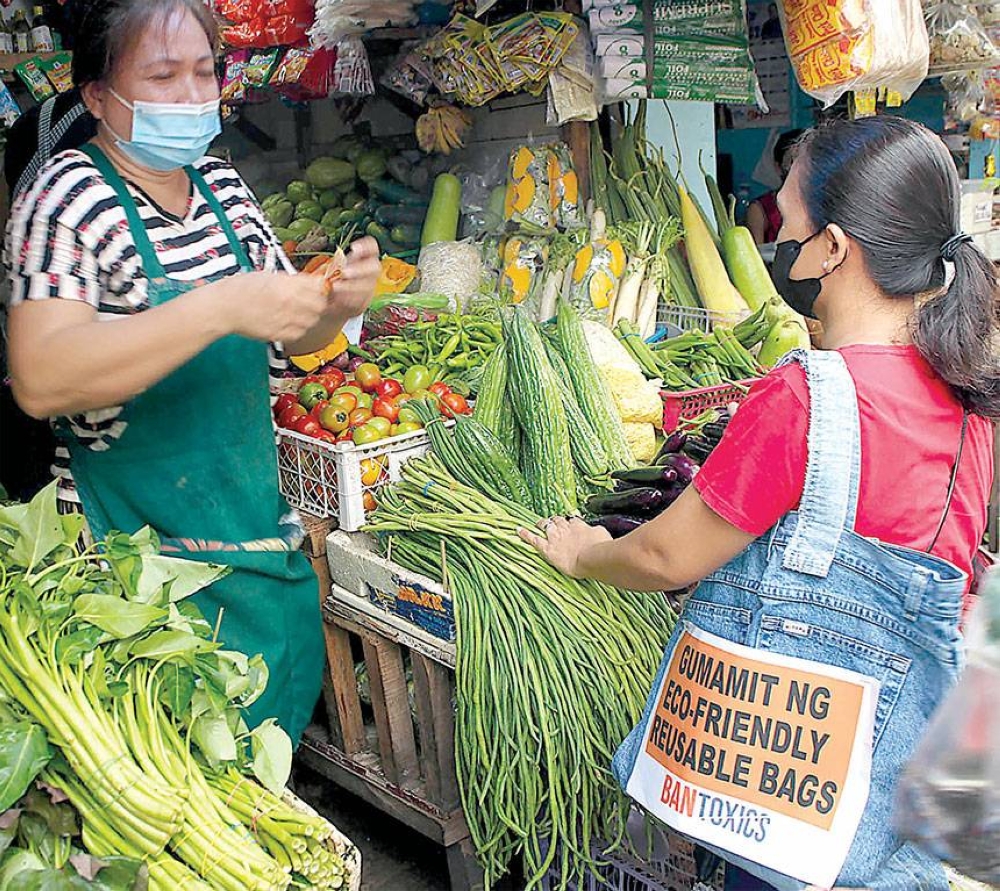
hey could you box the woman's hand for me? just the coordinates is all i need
[518,516,611,577]
[326,236,380,318]
[228,271,330,343]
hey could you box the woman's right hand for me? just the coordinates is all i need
[226,271,330,343]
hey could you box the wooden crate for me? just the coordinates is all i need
[299,527,485,891]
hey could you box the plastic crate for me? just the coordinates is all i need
[276,426,438,531]
[540,832,723,891]
[661,381,756,432]
[658,304,750,333]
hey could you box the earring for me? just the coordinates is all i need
[822,260,829,270]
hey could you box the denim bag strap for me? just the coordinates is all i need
[776,349,862,578]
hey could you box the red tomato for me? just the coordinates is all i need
[372,397,400,424]
[440,393,470,418]
[278,404,308,428]
[314,429,337,444]
[294,416,322,437]
[429,382,452,399]
[309,400,330,421]
[375,378,404,400]
[273,393,297,416]
[318,369,346,394]
[348,408,373,428]
[353,363,382,393]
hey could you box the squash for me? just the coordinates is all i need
[375,257,418,295]
[290,332,350,373]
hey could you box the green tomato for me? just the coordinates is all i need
[394,421,422,436]
[338,385,364,399]
[352,423,385,445]
[397,406,421,426]
[403,365,432,395]
[355,392,374,410]
[298,382,329,411]
[367,417,392,437]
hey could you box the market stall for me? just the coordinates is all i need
[1,0,998,889]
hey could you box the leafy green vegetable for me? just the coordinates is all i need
[0,726,52,812]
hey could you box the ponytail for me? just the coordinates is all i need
[914,241,1000,419]
[799,116,1000,420]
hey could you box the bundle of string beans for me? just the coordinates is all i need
[365,456,676,889]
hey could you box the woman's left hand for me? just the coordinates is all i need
[518,516,611,578]
[328,236,381,317]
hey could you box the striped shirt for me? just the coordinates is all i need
[4,148,291,507]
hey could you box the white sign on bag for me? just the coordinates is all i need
[624,623,880,888]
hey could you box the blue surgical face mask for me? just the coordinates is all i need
[106,88,221,171]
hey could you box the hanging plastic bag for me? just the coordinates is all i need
[778,0,929,107]
[567,209,625,323]
[926,1,1000,71]
[894,570,1000,885]
[504,144,556,234]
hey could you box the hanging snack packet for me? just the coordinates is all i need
[0,82,20,127]
[501,236,549,312]
[568,209,625,322]
[269,47,314,86]
[38,53,73,93]
[504,144,555,233]
[221,50,251,104]
[547,143,585,231]
[15,59,55,102]
[245,48,282,86]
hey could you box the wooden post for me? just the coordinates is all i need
[561,120,591,208]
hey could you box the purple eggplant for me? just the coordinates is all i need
[656,431,688,461]
[588,514,644,538]
[586,486,671,517]
[611,465,679,487]
[655,452,700,483]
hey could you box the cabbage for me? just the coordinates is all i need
[285,180,313,205]
[295,200,324,223]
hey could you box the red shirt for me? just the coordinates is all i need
[694,345,994,596]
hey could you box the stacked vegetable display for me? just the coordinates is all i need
[365,457,676,890]
[0,485,359,891]
[261,135,438,260]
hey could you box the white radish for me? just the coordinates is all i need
[637,276,660,339]
[538,269,562,322]
[613,257,647,327]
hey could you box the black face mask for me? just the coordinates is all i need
[771,229,841,319]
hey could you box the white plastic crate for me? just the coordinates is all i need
[276,426,437,531]
[657,304,750,333]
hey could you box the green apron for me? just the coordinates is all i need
[66,144,323,744]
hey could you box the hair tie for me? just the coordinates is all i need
[940,233,973,261]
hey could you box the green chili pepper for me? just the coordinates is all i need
[436,332,463,365]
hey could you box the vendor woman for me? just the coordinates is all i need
[523,117,996,890]
[5,0,380,744]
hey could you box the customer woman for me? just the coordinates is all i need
[522,116,997,890]
[5,0,380,744]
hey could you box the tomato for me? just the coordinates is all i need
[396,393,412,407]
[297,382,329,411]
[353,424,385,445]
[373,397,400,424]
[429,382,452,399]
[403,365,432,395]
[277,404,308,428]
[309,400,330,420]
[339,385,364,399]
[367,417,392,437]
[319,406,351,433]
[335,432,354,443]
[354,363,382,393]
[348,408,373,428]
[375,378,404,400]
[294,416,322,437]
[397,406,421,426]
[318,369,346,393]
[395,421,422,436]
[355,392,374,410]
[273,393,297,416]
[362,491,378,512]
[328,392,358,414]
[314,429,337,444]
[412,388,440,408]
[440,393,471,418]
